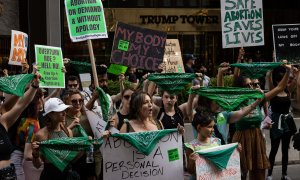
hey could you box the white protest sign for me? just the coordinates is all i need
[9,30,28,66]
[162,39,185,73]
[84,108,107,139]
[79,73,91,91]
[103,132,183,180]
[221,0,264,48]
[196,143,241,180]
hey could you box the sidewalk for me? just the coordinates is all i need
[184,118,300,165]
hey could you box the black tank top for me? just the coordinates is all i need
[157,107,184,129]
[270,95,291,114]
[117,111,130,130]
[0,123,14,160]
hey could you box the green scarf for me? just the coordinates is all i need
[73,125,88,137]
[39,137,103,171]
[230,62,283,79]
[0,74,34,96]
[148,73,195,94]
[112,129,177,155]
[70,61,94,74]
[96,87,110,122]
[188,87,264,111]
[196,143,238,170]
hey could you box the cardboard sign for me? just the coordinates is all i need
[64,0,108,42]
[221,0,264,48]
[196,144,241,180]
[35,45,65,88]
[79,73,91,91]
[103,132,183,180]
[8,30,28,66]
[107,64,128,75]
[272,24,300,63]
[162,39,185,73]
[110,22,167,71]
[84,107,107,139]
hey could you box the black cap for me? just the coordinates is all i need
[183,54,197,62]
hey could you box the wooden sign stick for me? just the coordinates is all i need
[87,39,99,88]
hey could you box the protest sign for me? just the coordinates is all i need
[8,30,28,66]
[79,73,91,91]
[272,24,300,64]
[84,107,107,139]
[107,64,128,75]
[220,0,264,48]
[196,143,241,179]
[64,0,108,42]
[35,45,65,88]
[162,39,185,73]
[110,22,167,71]
[103,131,183,180]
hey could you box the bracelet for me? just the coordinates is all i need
[31,83,39,89]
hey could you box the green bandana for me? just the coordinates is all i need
[39,137,103,171]
[73,125,88,137]
[96,87,110,122]
[69,61,93,74]
[0,74,34,96]
[196,143,238,170]
[188,87,264,111]
[112,129,177,155]
[148,73,195,94]
[230,62,283,79]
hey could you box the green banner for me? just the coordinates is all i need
[107,64,128,75]
[35,45,65,88]
[64,0,108,42]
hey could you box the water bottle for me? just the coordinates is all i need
[86,145,94,163]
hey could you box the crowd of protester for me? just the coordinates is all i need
[0,47,300,180]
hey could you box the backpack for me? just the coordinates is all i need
[292,129,300,151]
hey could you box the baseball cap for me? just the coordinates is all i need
[183,54,197,62]
[43,98,71,116]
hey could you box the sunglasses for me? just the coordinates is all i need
[71,99,84,105]
[123,95,131,100]
[0,96,5,102]
[68,84,78,88]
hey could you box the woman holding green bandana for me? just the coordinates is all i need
[31,98,80,180]
[232,61,292,180]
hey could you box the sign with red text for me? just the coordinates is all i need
[102,132,183,180]
[9,30,28,66]
[196,144,241,179]
[221,0,264,48]
[162,39,185,73]
[110,22,167,71]
[272,24,300,64]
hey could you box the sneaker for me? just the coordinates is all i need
[266,176,272,180]
[281,175,292,180]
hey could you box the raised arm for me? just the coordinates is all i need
[264,62,291,101]
[217,62,230,87]
[233,47,245,81]
[229,98,262,123]
[0,74,40,130]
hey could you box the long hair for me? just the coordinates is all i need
[21,88,43,119]
[129,91,150,120]
[44,114,70,137]
[272,66,286,87]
